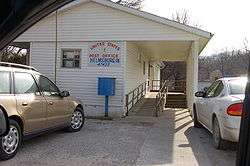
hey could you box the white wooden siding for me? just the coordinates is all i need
[15,2,198,42]
[125,42,150,94]
[30,42,55,80]
[31,41,125,117]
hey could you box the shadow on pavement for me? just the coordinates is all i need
[184,126,237,166]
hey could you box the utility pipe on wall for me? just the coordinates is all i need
[54,10,58,84]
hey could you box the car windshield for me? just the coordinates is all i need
[229,78,247,95]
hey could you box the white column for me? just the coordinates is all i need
[186,41,199,111]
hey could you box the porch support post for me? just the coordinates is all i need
[186,40,199,111]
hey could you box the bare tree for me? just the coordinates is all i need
[0,46,28,64]
[243,38,250,54]
[172,9,201,28]
[111,0,144,9]
[172,10,190,25]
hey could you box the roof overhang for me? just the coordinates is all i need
[56,0,213,55]
[59,0,213,39]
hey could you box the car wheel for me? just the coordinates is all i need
[213,117,227,150]
[0,119,22,160]
[193,105,202,128]
[67,107,85,132]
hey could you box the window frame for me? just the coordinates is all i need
[0,71,12,95]
[61,49,81,69]
[13,72,41,95]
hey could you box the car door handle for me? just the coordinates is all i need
[22,102,28,106]
[48,101,53,105]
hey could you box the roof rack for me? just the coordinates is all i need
[0,62,38,72]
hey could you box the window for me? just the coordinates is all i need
[0,72,10,94]
[229,78,247,95]
[205,81,223,98]
[14,73,39,95]
[35,75,60,96]
[213,81,224,97]
[143,61,146,75]
[62,49,81,68]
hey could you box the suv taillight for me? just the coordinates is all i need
[227,103,243,116]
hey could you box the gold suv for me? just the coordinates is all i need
[0,62,84,160]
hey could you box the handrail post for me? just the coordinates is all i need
[141,84,143,98]
[125,94,129,116]
[132,91,134,107]
[136,86,140,103]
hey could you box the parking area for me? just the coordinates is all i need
[1,109,236,166]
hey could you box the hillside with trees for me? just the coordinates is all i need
[199,47,250,82]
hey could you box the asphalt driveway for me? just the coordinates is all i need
[1,109,236,166]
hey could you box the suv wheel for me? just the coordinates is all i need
[0,119,22,160]
[67,107,84,132]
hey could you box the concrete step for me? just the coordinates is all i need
[165,104,187,108]
[166,101,187,108]
[167,96,186,101]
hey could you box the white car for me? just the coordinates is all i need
[193,77,246,149]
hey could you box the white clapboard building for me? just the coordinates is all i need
[13,0,212,117]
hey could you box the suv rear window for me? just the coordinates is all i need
[0,72,10,94]
[229,78,247,95]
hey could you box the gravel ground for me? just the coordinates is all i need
[0,109,236,166]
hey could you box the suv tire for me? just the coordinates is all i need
[0,119,22,160]
[67,107,85,132]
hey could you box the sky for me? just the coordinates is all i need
[142,0,250,56]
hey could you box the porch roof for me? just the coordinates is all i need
[130,41,193,62]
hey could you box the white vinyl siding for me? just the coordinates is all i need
[125,42,149,94]
[30,41,125,117]
[15,2,197,42]
[30,42,55,81]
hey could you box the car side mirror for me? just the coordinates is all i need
[60,91,70,97]
[0,109,9,136]
[203,87,208,92]
[195,91,205,98]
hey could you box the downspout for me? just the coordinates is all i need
[54,10,58,84]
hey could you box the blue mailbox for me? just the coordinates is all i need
[98,77,116,117]
[98,77,116,96]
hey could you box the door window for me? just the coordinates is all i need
[213,81,224,97]
[14,72,40,95]
[35,75,60,97]
[0,72,10,94]
[205,81,223,98]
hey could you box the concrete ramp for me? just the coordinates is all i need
[128,92,158,117]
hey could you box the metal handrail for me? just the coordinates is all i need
[125,81,147,115]
[155,80,168,117]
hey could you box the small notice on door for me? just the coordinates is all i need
[88,41,121,67]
